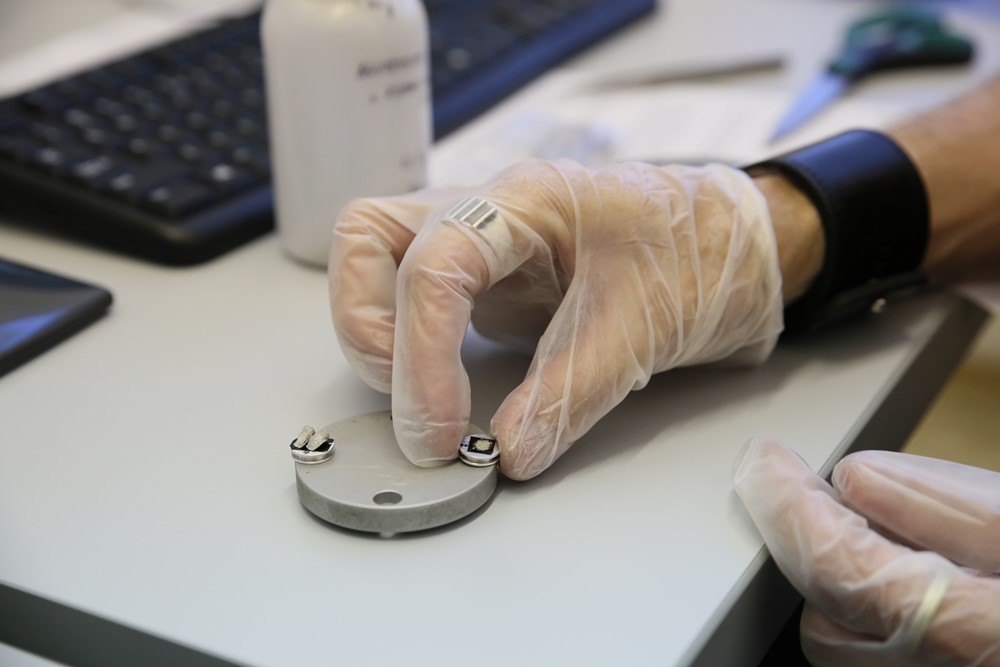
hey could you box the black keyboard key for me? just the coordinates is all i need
[226,142,269,177]
[168,93,196,111]
[122,85,156,105]
[108,58,156,82]
[79,69,124,92]
[140,181,216,218]
[200,162,258,192]
[156,124,185,143]
[93,96,127,117]
[52,78,92,101]
[80,127,114,148]
[0,106,21,134]
[69,155,120,185]
[99,161,190,201]
[27,144,94,175]
[209,99,236,120]
[113,113,142,133]
[184,110,211,131]
[28,122,65,143]
[138,101,169,122]
[204,52,230,74]
[101,172,140,197]
[125,136,169,160]
[0,134,44,161]
[177,142,212,163]
[237,87,263,108]
[206,129,233,150]
[62,108,100,131]
[20,89,68,115]
[233,116,262,138]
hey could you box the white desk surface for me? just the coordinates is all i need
[1,1,997,666]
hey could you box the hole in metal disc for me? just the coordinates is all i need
[373,491,403,505]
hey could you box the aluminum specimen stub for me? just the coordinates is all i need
[294,411,497,535]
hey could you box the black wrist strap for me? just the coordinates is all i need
[748,129,930,334]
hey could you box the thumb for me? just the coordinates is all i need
[492,275,655,480]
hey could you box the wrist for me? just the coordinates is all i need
[752,171,824,306]
[748,130,929,334]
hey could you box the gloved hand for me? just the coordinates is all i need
[733,437,1000,666]
[330,159,784,479]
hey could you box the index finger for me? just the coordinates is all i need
[329,188,468,392]
[389,160,578,465]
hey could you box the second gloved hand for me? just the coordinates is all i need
[734,438,1000,666]
[330,159,784,479]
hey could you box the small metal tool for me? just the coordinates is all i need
[291,411,498,537]
[583,54,784,92]
[770,8,974,142]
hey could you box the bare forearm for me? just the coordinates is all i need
[889,75,1000,285]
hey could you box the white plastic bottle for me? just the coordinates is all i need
[262,0,431,266]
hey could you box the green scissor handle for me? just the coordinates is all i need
[828,7,974,80]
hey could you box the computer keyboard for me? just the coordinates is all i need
[0,0,656,265]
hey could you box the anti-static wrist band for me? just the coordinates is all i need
[748,129,930,334]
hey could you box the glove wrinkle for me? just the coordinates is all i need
[333,160,783,480]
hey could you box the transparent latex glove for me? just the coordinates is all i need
[330,159,783,479]
[733,437,1000,666]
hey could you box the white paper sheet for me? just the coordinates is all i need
[430,70,909,186]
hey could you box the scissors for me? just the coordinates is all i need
[770,7,974,142]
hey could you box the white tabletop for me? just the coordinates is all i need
[1,1,997,666]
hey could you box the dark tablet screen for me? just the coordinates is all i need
[0,258,113,377]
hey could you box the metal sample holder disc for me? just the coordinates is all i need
[294,411,497,536]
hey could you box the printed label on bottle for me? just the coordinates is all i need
[357,52,427,107]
